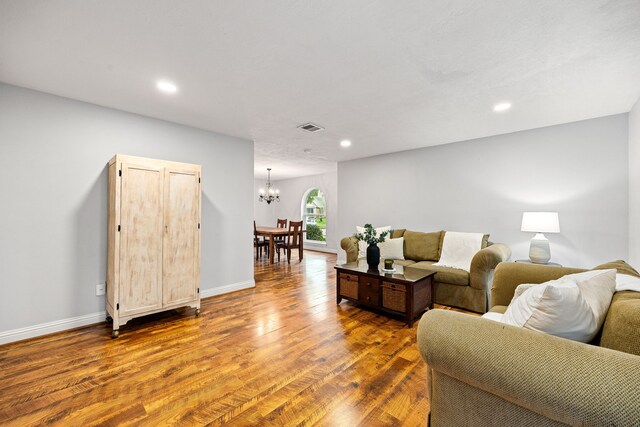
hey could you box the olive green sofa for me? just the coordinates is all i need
[340,229,511,313]
[417,261,640,426]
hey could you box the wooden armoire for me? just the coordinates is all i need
[106,154,201,338]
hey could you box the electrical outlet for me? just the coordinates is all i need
[96,283,106,296]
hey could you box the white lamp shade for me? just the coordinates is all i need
[521,212,560,233]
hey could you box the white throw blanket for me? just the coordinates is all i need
[433,231,484,272]
[616,273,640,292]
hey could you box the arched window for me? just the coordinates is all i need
[301,188,326,242]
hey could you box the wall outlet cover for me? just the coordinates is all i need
[96,283,106,296]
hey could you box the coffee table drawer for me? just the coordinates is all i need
[382,282,406,313]
[359,276,380,292]
[339,273,359,299]
[359,276,380,306]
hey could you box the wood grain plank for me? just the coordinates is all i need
[0,251,476,426]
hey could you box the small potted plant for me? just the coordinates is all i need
[355,224,389,270]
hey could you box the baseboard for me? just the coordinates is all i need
[200,279,255,298]
[305,246,338,254]
[0,280,256,346]
[0,311,107,345]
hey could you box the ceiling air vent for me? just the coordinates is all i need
[298,123,324,133]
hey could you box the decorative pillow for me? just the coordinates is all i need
[501,269,616,342]
[432,231,485,272]
[380,237,405,260]
[511,283,536,303]
[356,225,391,258]
[403,230,443,261]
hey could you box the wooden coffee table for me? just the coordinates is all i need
[335,261,435,327]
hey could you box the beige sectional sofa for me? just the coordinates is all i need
[340,229,511,313]
[417,260,640,426]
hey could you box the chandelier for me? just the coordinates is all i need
[258,168,280,204]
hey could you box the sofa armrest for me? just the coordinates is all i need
[468,243,511,291]
[417,309,640,426]
[490,262,585,307]
[340,236,359,263]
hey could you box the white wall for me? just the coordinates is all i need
[0,83,254,340]
[630,98,640,268]
[338,114,629,268]
[254,172,338,252]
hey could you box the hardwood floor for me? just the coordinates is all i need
[0,251,472,426]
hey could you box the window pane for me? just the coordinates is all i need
[303,189,326,242]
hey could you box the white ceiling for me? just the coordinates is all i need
[2,1,640,180]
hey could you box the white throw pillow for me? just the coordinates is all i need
[433,231,484,272]
[380,237,405,260]
[501,269,616,342]
[356,225,391,258]
[511,283,536,303]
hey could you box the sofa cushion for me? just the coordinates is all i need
[357,258,416,266]
[480,312,503,322]
[411,261,470,286]
[592,259,640,278]
[403,230,443,261]
[599,291,640,356]
[488,305,508,314]
[393,259,416,267]
[391,228,406,239]
[591,260,640,354]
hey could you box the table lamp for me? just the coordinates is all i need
[521,212,560,264]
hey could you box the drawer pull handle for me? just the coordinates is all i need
[366,296,371,301]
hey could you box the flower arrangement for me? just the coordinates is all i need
[354,224,389,246]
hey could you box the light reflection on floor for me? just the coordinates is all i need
[253,250,343,342]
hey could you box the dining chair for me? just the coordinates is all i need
[274,218,287,244]
[275,220,303,263]
[254,221,269,260]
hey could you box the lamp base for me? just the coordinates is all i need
[529,233,551,264]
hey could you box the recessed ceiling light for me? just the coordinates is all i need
[340,140,351,148]
[156,80,178,94]
[493,102,512,112]
[303,148,312,154]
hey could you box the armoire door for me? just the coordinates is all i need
[119,162,164,316]
[162,168,200,306]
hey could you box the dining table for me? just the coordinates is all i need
[255,226,306,264]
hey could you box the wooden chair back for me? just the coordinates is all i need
[277,218,288,228]
[286,221,303,248]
